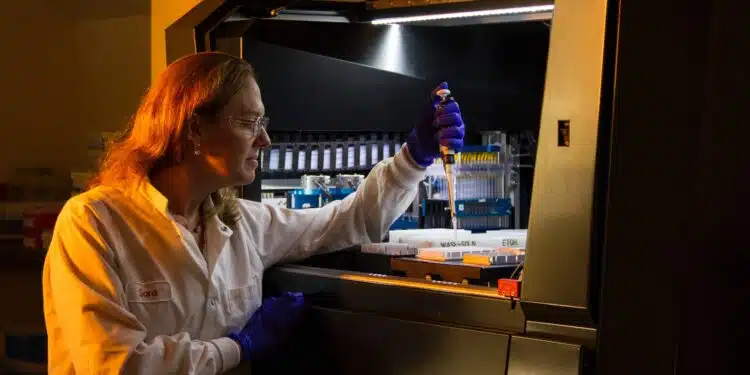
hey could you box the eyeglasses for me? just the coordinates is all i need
[223,115,270,137]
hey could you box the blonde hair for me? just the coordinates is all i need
[89,52,254,228]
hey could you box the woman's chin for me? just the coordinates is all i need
[237,167,256,186]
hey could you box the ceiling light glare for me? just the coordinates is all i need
[371,4,554,25]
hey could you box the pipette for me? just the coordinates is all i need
[435,88,458,239]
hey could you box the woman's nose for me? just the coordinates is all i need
[253,128,271,148]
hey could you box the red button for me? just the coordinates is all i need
[497,279,521,298]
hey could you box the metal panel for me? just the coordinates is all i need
[212,20,254,57]
[366,0,553,16]
[595,0,749,374]
[413,11,552,26]
[525,320,596,349]
[264,265,526,333]
[507,336,582,375]
[673,1,749,372]
[521,0,609,318]
[164,0,246,62]
[254,307,511,375]
[369,0,476,10]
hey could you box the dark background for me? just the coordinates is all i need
[242,19,551,135]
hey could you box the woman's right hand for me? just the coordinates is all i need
[406,82,465,168]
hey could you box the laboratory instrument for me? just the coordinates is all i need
[166,1,741,374]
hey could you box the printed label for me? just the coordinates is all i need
[501,238,520,247]
[438,240,477,247]
[127,281,171,303]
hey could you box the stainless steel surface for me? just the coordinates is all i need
[369,0,551,11]
[416,10,553,26]
[507,336,582,375]
[263,307,512,375]
[301,174,331,191]
[261,178,302,191]
[277,265,501,297]
[370,0,476,10]
[525,320,597,349]
[165,0,242,63]
[212,20,254,58]
[333,174,364,189]
[264,265,526,333]
[272,9,351,23]
[522,0,609,314]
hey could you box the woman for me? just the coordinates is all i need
[42,52,464,374]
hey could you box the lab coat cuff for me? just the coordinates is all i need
[212,337,242,371]
[393,144,427,189]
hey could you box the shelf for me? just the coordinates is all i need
[261,179,301,191]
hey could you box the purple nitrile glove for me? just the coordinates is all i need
[406,82,466,168]
[228,292,306,361]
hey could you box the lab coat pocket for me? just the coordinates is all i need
[224,278,261,331]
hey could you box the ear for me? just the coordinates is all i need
[186,115,202,141]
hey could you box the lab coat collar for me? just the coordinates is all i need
[202,195,235,239]
[139,180,170,218]
[136,180,234,237]
[203,197,234,275]
[135,180,234,275]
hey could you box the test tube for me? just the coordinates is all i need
[283,146,293,171]
[310,146,319,171]
[323,145,331,170]
[347,144,355,169]
[359,143,367,167]
[297,145,307,171]
[269,146,280,171]
[382,134,391,160]
[382,143,391,160]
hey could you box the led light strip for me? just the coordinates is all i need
[371,4,555,25]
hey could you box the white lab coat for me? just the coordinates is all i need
[42,148,425,374]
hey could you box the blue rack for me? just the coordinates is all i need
[455,198,513,217]
[287,187,357,209]
[421,198,513,232]
[288,189,324,209]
